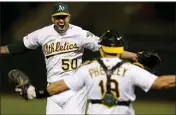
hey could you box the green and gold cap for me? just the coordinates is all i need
[52,3,70,16]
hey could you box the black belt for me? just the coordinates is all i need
[89,99,131,106]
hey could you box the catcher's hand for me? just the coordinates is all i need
[137,50,161,73]
[8,69,36,100]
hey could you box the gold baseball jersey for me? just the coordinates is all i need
[23,24,100,83]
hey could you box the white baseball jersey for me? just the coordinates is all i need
[23,24,100,114]
[64,57,158,114]
[23,24,100,83]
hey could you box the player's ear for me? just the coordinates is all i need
[51,17,54,23]
[68,15,72,23]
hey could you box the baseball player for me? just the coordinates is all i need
[1,3,139,115]
[46,30,175,114]
[10,30,175,114]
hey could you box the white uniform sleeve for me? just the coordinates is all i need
[126,65,158,92]
[63,67,92,91]
[23,29,41,49]
[81,30,101,51]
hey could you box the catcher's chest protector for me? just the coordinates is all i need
[96,59,126,107]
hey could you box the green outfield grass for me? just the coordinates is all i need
[1,94,175,115]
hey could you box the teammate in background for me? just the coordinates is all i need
[15,29,176,114]
[1,3,138,115]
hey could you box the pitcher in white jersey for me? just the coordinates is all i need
[1,2,100,114]
[1,3,142,115]
[39,29,175,114]
[5,3,100,114]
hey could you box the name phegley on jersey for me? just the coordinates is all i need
[64,58,157,101]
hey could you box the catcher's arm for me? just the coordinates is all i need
[151,75,176,89]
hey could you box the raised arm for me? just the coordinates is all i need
[0,40,31,55]
[120,51,137,61]
[81,30,100,52]
[151,75,176,89]
[1,28,43,55]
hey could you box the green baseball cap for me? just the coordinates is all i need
[52,3,70,16]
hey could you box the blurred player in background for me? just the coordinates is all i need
[1,3,138,115]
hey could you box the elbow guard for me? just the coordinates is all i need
[7,40,31,54]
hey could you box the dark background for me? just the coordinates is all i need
[1,2,176,100]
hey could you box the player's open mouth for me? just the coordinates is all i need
[59,25,65,29]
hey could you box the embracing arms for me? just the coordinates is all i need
[8,69,78,100]
[130,65,176,92]
[151,75,176,89]
[121,51,137,61]
[47,80,69,95]
[38,70,176,98]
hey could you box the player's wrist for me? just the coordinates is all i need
[0,46,10,55]
[35,88,50,98]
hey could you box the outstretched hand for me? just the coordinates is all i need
[8,69,36,100]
